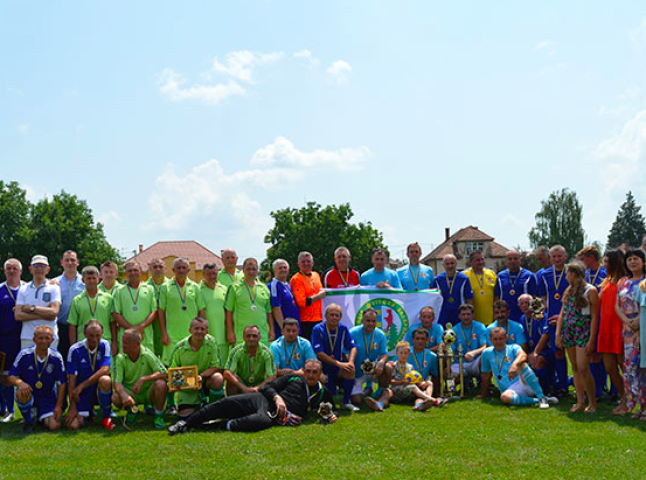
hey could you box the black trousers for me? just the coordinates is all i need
[186,393,274,432]
[57,322,70,360]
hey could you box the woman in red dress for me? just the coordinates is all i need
[597,249,627,414]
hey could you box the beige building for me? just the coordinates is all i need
[421,226,509,275]
[122,241,224,282]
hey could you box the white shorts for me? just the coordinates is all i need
[351,375,374,396]
[451,357,480,377]
[504,378,535,398]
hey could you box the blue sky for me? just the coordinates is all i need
[2,1,646,262]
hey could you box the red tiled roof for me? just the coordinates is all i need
[422,226,508,262]
[123,241,224,272]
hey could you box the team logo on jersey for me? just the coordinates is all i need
[46,364,54,373]
[43,292,51,302]
[295,353,301,360]
[355,298,409,352]
[510,334,515,341]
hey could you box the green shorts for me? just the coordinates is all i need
[124,384,153,406]
[177,387,206,407]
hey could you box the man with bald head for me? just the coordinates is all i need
[432,254,473,327]
[494,250,537,322]
[218,249,242,287]
[324,247,361,289]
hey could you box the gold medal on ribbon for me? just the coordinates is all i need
[509,289,516,296]
[554,293,560,300]
[448,297,454,303]
[35,381,42,389]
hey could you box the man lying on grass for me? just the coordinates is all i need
[476,327,558,409]
[168,358,336,434]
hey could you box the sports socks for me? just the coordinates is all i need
[521,365,545,398]
[510,392,538,406]
[17,397,34,423]
[99,390,113,419]
[342,378,354,405]
[555,357,568,391]
[208,388,224,404]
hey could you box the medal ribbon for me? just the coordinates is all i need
[175,280,187,306]
[411,350,426,373]
[100,283,117,295]
[127,285,141,306]
[495,349,507,377]
[508,269,522,291]
[300,272,316,292]
[225,270,240,284]
[553,268,565,293]
[461,326,473,349]
[363,330,375,357]
[85,292,98,317]
[339,269,350,287]
[5,284,18,302]
[245,282,257,307]
[587,268,601,286]
[284,341,298,368]
[248,353,256,378]
[34,351,50,383]
[88,346,98,371]
[305,381,322,411]
[151,280,162,297]
[447,275,457,296]
[409,265,420,287]
[473,270,485,290]
[326,326,338,354]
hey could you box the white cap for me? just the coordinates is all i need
[30,254,49,266]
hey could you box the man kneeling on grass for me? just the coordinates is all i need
[112,328,168,430]
[476,327,558,409]
[168,358,336,434]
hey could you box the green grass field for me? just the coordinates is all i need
[1,392,646,480]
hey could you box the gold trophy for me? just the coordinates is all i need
[437,323,464,398]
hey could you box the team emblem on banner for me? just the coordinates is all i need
[355,298,410,351]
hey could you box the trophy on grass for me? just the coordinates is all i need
[437,323,464,398]
[168,366,200,392]
[360,359,376,376]
[317,402,335,424]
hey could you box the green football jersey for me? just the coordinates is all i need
[114,346,167,391]
[224,280,272,345]
[225,343,276,386]
[68,291,114,341]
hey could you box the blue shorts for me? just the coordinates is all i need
[33,394,57,421]
[0,334,21,374]
[539,349,555,366]
[76,384,99,417]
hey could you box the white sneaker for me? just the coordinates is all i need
[342,403,360,412]
[538,397,550,409]
[0,412,15,423]
[545,396,559,405]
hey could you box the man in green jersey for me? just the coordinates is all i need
[218,249,242,287]
[159,257,206,365]
[169,317,224,417]
[112,328,168,429]
[147,258,169,357]
[68,266,115,345]
[199,262,229,359]
[98,261,120,296]
[224,325,276,396]
[112,262,158,355]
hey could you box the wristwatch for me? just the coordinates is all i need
[29,305,35,313]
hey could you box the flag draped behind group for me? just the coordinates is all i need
[322,287,444,354]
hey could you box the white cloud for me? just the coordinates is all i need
[593,109,646,193]
[327,60,352,84]
[630,19,646,46]
[534,40,556,54]
[250,136,369,171]
[211,50,284,83]
[158,68,245,105]
[23,184,49,203]
[98,211,122,225]
[147,138,371,232]
[17,123,30,135]
[293,49,320,69]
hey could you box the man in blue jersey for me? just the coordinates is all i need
[8,325,66,433]
[578,245,609,401]
[486,300,528,350]
[397,243,434,291]
[517,294,554,393]
[477,327,558,409]
[271,318,316,377]
[54,250,85,361]
[349,308,392,410]
[360,248,402,289]
[0,258,24,422]
[539,245,569,396]
[66,320,115,430]
[534,245,552,286]
[311,304,358,411]
[449,304,488,380]
[404,306,444,353]
[494,250,538,322]
[433,254,473,327]
[408,327,440,387]
[269,259,300,337]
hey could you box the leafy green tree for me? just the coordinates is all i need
[262,202,385,275]
[606,191,646,249]
[0,180,33,264]
[29,191,121,277]
[528,188,585,259]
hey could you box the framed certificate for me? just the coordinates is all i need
[168,366,200,392]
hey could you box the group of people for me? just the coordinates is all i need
[1,239,645,435]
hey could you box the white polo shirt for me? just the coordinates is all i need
[16,280,62,340]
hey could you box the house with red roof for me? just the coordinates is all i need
[122,241,224,282]
[421,226,509,274]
